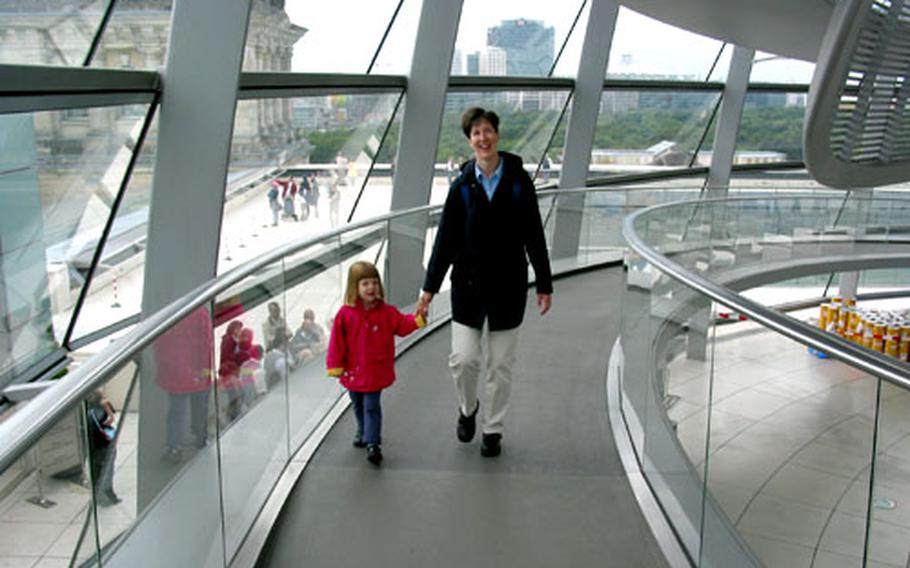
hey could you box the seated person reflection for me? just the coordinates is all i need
[262,301,290,351]
[291,309,326,364]
[263,331,296,388]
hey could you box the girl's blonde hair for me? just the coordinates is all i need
[344,261,385,306]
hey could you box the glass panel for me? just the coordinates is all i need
[103,306,222,566]
[69,112,158,342]
[281,236,344,452]
[0,405,98,566]
[349,95,404,223]
[434,90,571,204]
[454,0,587,77]
[607,7,731,81]
[283,0,404,73]
[368,0,424,75]
[0,104,149,389]
[702,316,876,567]
[214,259,289,562]
[0,0,107,66]
[622,195,910,566]
[867,381,910,567]
[750,51,815,85]
[549,0,590,78]
[736,91,807,163]
[636,205,711,560]
[89,0,173,70]
[858,268,910,295]
[592,90,721,179]
[741,275,831,307]
[576,189,650,268]
[221,92,402,273]
[83,363,137,561]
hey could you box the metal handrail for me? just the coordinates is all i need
[0,201,442,473]
[622,195,910,391]
[7,188,902,473]
[0,184,602,473]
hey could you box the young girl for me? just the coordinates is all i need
[327,261,426,465]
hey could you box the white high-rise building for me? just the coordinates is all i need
[451,48,463,75]
[478,47,507,76]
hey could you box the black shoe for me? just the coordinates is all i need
[353,433,366,448]
[366,444,383,465]
[457,402,479,443]
[480,433,502,458]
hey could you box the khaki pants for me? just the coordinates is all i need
[449,321,519,435]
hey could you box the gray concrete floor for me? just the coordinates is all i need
[257,268,669,568]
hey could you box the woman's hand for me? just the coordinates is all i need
[537,293,552,316]
[416,291,433,318]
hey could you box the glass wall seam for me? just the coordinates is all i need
[347,91,406,223]
[367,0,406,75]
[548,0,589,77]
[62,96,159,349]
[81,0,118,68]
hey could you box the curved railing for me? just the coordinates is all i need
[3,186,907,568]
[617,195,910,567]
[0,184,679,568]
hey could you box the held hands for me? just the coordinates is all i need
[416,291,433,319]
[537,293,552,316]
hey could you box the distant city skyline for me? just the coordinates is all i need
[285,1,814,83]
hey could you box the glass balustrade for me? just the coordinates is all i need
[619,195,910,567]
[4,188,908,567]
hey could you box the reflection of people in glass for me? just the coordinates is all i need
[328,173,341,227]
[218,321,260,422]
[291,308,326,364]
[86,390,120,506]
[416,107,553,459]
[263,331,295,388]
[154,307,213,463]
[446,155,457,184]
[262,301,290,351]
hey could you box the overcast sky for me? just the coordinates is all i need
[284,0,814,83]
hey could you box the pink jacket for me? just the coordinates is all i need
[326,300,424,392]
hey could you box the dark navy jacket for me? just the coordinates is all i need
[423,152,553,331]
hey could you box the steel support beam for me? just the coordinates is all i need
[385,0,463,306]
[552,0,618,259]
[138,0,252,515]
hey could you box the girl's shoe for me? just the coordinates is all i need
[353,434,366,448]
[366,444,383,465]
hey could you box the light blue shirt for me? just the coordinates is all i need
[474,159,504,202]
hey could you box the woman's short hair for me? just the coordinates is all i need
[344,261,385,306]
[461,107,499,138]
